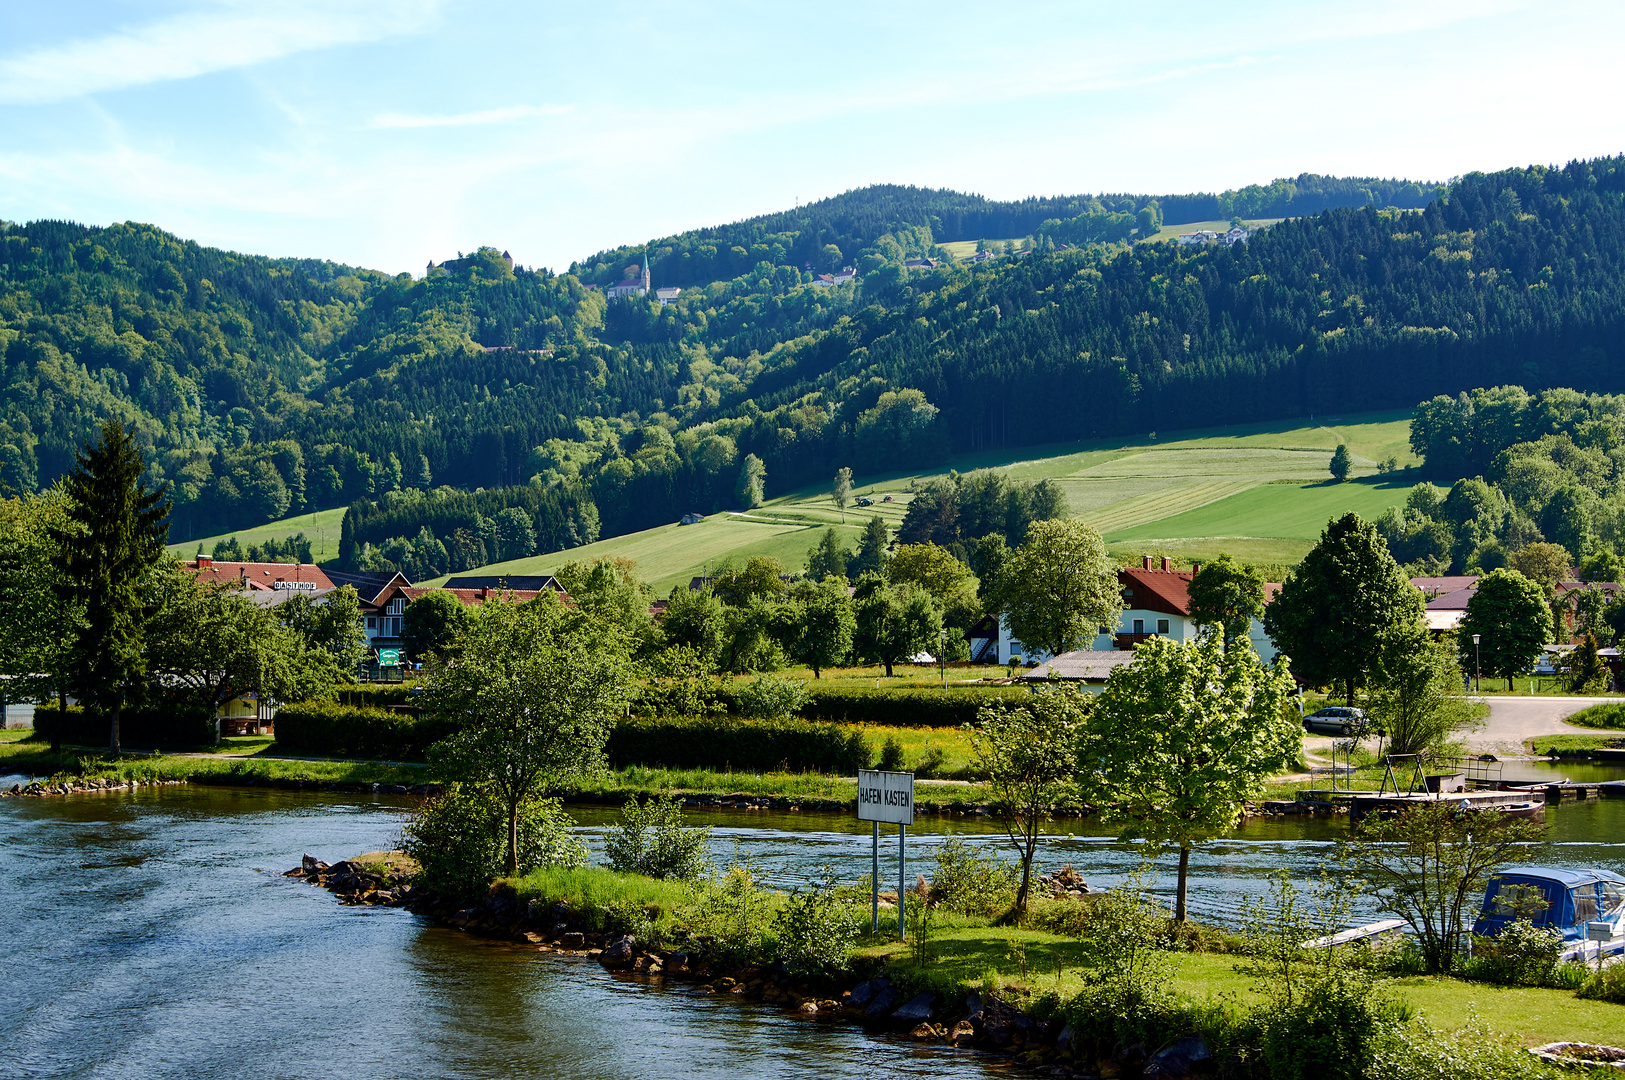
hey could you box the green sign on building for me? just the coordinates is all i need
[376,648,403,667]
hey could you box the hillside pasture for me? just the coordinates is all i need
[165,506,347,562]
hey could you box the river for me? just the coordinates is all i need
[2,769,1621,1078]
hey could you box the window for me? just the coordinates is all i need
[1157,619,1170,635]
[365,616,377,631]
[387,598,406,615]
[383,616,402,638]
[1133,619,1145,634]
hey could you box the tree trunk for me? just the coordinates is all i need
[507,799,520,879]
[1174,844,1191,922]
[53,691,65,754]
[812,665,821,678]
[883,659,894,677]
[1346,678,1356,706]
[1015,837,1035,918]
[109,701,121,754]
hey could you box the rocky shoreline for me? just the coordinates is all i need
[287,853,1213,1079]
[4,776,190,796]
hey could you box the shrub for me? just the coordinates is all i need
[1066,871,1174,1045]
[1366,1014,1553,1080]
[929,837,1018,917]
[913,745,948,778]
[876,734,905,770]
[603,794,712,880]
[1566,701,1625,730]
[272,700,456,760]
[33,700,218,748]
[401,784,586,901]
[1468,919,1565,987]
[734,674,809,719]
[1577,961,1625,1003]
[787,685,1027,727]
[682,856,775,968]
[606,715,870,773]
[332,683,421,709]
[772,869,862,976]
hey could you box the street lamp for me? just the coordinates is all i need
[938,627,947,688]
[1472,633,1482,693]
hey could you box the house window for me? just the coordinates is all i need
[1133,619,1145,634]
[384,616,402,638]
[387,598,406,615]
[1157,619,1170,635]
[365,616,377,631]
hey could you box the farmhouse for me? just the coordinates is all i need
[996,556,1282,665]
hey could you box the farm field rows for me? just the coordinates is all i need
[166,506,347,562]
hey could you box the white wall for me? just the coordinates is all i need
[997,611,1278,665]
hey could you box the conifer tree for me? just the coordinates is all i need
[49,420,171,751]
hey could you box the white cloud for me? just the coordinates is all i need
[0,0,440,105]
[370,104,574,129]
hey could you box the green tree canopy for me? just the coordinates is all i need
[659,584,727,665]
[848,516,889,578]
[1329,443,1352,482]
[402,589,471,662]
[48,420,171,751]
[1459,568,1551,689]
[1263,512,1424,702]
[275,584,370,682]
[998,518,1121,659]
[1187,554,1266,650]
[852,575,942,677]
[804,527,849,582]
[787,578,856,677]
[425,595,636,877]
[0,491,79,708]
[1078,636,1300,921]
[554,557,654,650]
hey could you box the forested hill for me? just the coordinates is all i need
[569,174,1445,290]
[3,158,1624,566]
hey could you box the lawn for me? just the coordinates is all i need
[1137,218,1286,244]
[167,506,348,562]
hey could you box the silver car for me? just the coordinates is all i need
[1303,706,1367,736]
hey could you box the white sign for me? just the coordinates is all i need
[857,769,915,825]
[272,581,318,591]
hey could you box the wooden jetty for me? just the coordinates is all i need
[1339,790,1547,825]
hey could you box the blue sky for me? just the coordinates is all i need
[1,1,1622,275]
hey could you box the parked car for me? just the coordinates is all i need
[1303,706,1367,736]
[855,496,873,506]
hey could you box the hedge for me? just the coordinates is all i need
[33,701,219,748]
[333,684,422,710]
[785,686,1027,728]
[272,701,455,760]
[1566,702,1625,730]
[608,715,872,774]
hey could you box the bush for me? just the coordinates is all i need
[772,869,862,976]
[1366,1014,1554,1080]
[682,856,775,968]
[784,685,1028,727]
[1467,919,1565,987]
[332,683,421,709]
[733,674,809,720]
[930,837,1018,917]
[401,784,586,902]
[272,701,456,760]
[1577,961,1625,1003]
[33,700,218,748]
[606,715,871,773]
[603,794,712,880]
[1066,872,1174,1045]
[877,734,905,770]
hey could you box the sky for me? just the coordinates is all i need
[1,0,1623,276]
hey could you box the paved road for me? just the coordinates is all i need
[1466,695,1613,755]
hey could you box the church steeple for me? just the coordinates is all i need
[641,252,650,293]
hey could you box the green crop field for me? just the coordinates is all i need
[166,506,348,563]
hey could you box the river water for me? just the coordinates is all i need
[2,769,1622,1079]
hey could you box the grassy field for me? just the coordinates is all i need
[166,506,347,562]
[1138,217,1285,244]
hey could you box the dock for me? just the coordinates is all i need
[1335,789,1547,825]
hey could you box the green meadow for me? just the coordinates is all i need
[166,505,348,562]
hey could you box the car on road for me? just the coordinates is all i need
[1303,706,1367,736]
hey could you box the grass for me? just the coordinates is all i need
[428,409,1423,591]
[859,922,1625,1046]
[1566,702,1625,729]
[1529,734,1623,758]
[1137,218,1286,244]
[166,505,348,563]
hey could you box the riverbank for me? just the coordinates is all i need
[291,851,1624,1078]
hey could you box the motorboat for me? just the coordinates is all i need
[1473,866,1625,962]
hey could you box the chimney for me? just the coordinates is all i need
[1160,556,1171,572]
[1191,561,1202,575]
[1142,556,1153,571]
[197,555,212,569]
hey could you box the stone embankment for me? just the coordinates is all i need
[4,776,188,797]
[290,856,1214,1078]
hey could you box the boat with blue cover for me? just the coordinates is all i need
[1473,865,1625,962]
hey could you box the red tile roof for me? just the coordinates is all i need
[184,559,333,591]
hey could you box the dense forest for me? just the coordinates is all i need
[3,159,1622,574]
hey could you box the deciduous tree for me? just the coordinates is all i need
[998,518,1121,659]
[1458,568,1551,690]
[1329,443,1352,482]
[788,578,855,677]
[426,595,635,877]
[831,467,853,523]
[402,589,471,662]
[1187,554,1266,650]
[1078,637,1300,921]
[1264,513,1424,703]
[852,575,942,677]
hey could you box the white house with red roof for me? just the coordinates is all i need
[997,556,1282,665]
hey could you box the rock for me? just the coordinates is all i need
[796,1001,819,1014]
[891,991,939,1024]
[666,951,690,974]
[847,977,887,1009]
[973,996,1034,1048]
[522,931,548,944]
[907,1023,938,1042]
[946,1020,976,1046]
[1143,1036,1213,1078]
[599,935,636,969]
[558,931,585,950]
[862,984,897,1020]
[1055,1024,1075,1054]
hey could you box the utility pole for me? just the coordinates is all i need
[1473,633,1482,693]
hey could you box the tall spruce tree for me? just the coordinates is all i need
[49,421,171,751]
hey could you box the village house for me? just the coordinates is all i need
[606,255,652,300]
[655,286,681,305]
[996,556,1282,665]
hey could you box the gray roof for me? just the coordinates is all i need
[1020,649,1135,682]
[443,575,563,592]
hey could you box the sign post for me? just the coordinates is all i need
[857,769,914,939]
